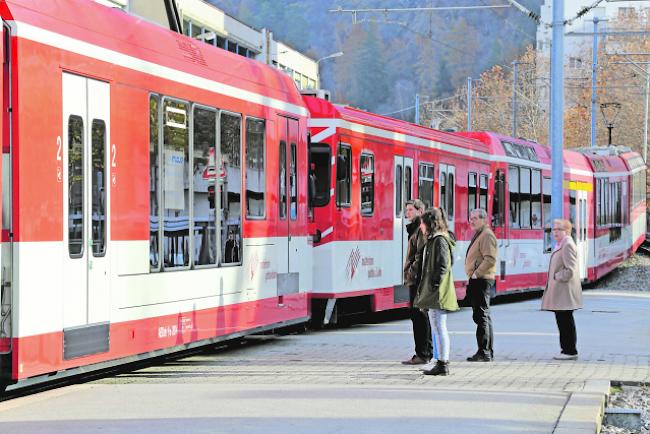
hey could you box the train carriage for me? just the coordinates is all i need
[0,0,311,387]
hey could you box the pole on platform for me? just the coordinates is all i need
[512,61,518,137]
[591,17,599,147]
[467,77,472,131]
[550,0,565,221]
[415,93,420,125]
[644,64,649,162]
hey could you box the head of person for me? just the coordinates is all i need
[419,207,447,236]
[405,199,425,221]
[469,208,488,231]
[552,219,572,243]
[228,231,234,241]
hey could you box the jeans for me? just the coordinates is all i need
[554,310,577,355]
[428,309,450,362]
[468,278,494,358]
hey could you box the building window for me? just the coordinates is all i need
[360,153,374,216]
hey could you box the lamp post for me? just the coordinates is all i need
[316,51,343,89]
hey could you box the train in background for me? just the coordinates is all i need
[0,0,645,390]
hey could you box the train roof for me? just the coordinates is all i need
[2,0,307,116]
[303,96,489,154]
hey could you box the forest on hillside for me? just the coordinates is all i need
[210,0,542,121]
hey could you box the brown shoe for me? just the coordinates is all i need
[401,355,428,365]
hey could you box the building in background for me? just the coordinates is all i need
[536,0,650,57]
[94,0,318,90]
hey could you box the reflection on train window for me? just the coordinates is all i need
[193,106,218,266]
[360,153,374,216]
[336,144,351,207]
[279,141,287,219]
[68,115,84,258]
[149,95,160,270]
[163,99,190,268]
[220,112,242,264]
[245,118,265,219]
[290,142,297,219]
[91,119,106,257]
[418,163,434,208]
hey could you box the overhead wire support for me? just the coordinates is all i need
[329,4,512,24]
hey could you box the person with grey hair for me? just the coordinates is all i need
[401,198,433,365]
[464,208,497,362]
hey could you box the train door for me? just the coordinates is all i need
[575,190,588,280]
[277,116,300,294]
[492,169,507,282]
[0,22,8,355]
[393,156,412,283]
[439,164,456,234]
[62,73,110,358]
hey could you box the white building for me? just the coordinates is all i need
[94,0,319,90]
[537,0,650,58]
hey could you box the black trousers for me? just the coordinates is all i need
[409,285,433,360]
[554,310,578,355]
[468,278,494,357]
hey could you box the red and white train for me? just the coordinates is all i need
[0,0,645,389]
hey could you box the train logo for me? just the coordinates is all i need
[346,247,362,281]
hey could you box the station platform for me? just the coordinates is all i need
[0,290,648,433]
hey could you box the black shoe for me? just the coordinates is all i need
[466,353,492,362]
[423,360,449,376]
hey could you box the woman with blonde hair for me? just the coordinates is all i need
[541,219,583,360]
[414,208,459,375]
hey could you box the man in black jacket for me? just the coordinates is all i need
[401,199,433,365]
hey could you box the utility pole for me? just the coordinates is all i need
[550,0,564,221]
[467,77,472,131]
[645,64,649,162]
[415,93,420,125]
[512,61,518,137]
[591,17,599,147]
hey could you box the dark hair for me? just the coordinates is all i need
[420,208,447,235]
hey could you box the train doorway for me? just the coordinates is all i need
[61,73,110,358]
[576,190,588,280]
[393,155,413,284]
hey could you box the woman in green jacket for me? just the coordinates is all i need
[414,208,459,376]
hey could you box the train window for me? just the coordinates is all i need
[543,176,552,252]
[439,164,455,219]
[192,106,218,267]
[448,171,455,218]
[439,169,446,215]
[163,99,190,268]
[468,172,477,215]
[245,118,265,219]
[531,170,541,229]
[418,163,434,208]
[290,143,297,220]
[279,141,287,219]
[569,190,577,241]
[405,166,412,202]
[149,96,161,270]
[336,144,351,207]
[508,166,520,229]
[492,170,505,227]
[360,153,374,216]
[308,143,330,208]
[220,112,242,265]
[520,167,531,229]
[395,164,403,217]
[479,174,488,212]
[91,119,106,257]
[68,115,84,258]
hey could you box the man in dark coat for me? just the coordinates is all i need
[401,199,433,365]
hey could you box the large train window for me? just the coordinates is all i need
[192,106,218,267]
[68,115,84,258]
[290,142,298,220]
[439,164,455,219]
[395,164,403,216]
[336,144,351,207]
[220,112,242,265]
[508,166,520,229]
[163,99,190,268]
[308,143,330,207]
[492,170,505,227]
[360,153,374,216]
[519,167,531,229]
[149,95,160,270]
[543,176,552,252]
[245,118,265,219]
[531,170,542,228]
[479,174,488,212]
[91,119,106,257]
[418,162,434,208]
[468,172,477,215]
[279,141,287,219]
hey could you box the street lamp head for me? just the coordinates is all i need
[317,51,344,64]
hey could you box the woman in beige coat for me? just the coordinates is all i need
[541,219,583,360]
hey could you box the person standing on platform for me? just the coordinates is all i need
[541,219,582,360]
[401,199,433,365]
[464,208,497,362]
[414,208,459,376]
